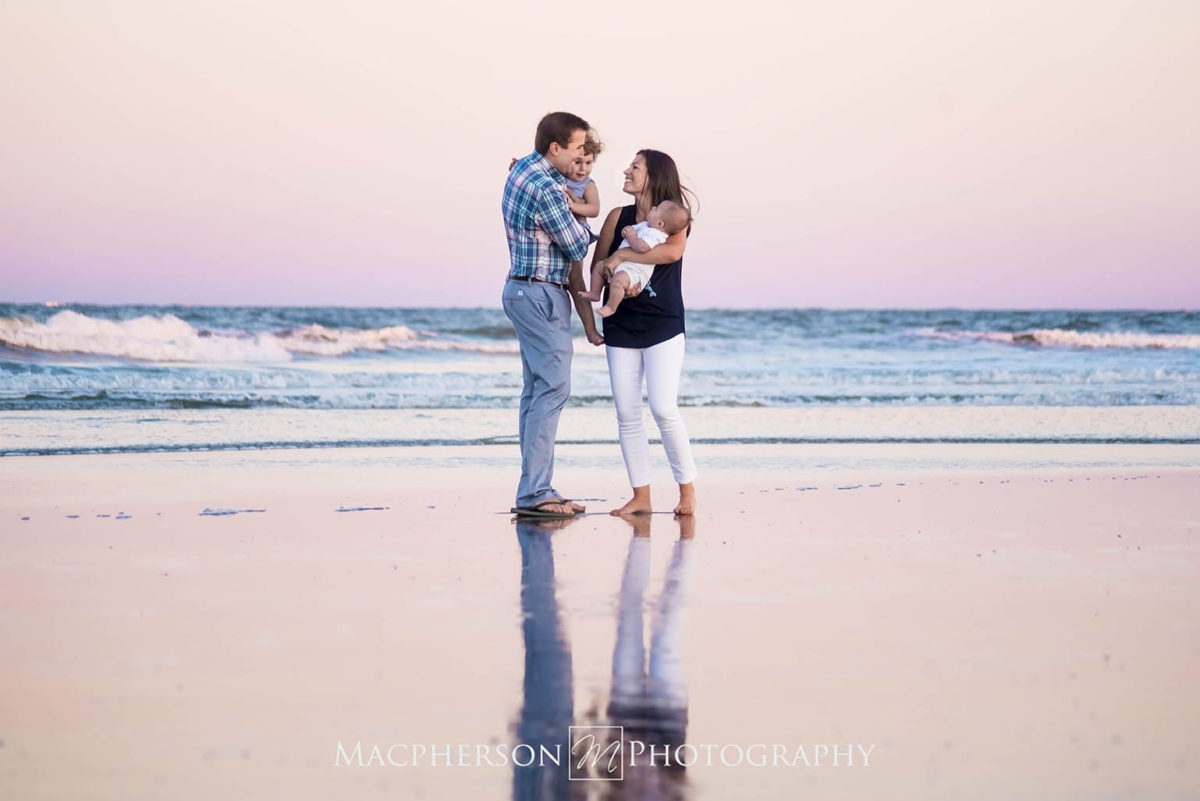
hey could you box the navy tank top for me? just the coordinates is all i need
[601,205,686,348]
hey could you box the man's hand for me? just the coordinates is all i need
[508,157,518,171]
[586,328,605,346]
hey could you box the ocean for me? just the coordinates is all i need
[2,304,1198,459]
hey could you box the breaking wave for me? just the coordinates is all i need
[0,310,520,362]
[918,328,1200,350]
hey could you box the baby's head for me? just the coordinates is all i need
[568,130,605,182]
[647,200,691,235]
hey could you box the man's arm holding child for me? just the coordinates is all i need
[538,187,592,262]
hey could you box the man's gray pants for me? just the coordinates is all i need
[502,279,573,509]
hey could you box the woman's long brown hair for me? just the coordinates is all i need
[637,149,698,231]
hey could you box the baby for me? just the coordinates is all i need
[579,200,691,318]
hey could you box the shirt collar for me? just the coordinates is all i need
[530,152,567,184]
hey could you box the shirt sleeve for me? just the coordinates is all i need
[535,185,593,261]
[640,228,670,247]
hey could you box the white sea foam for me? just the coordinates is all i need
[0,311,293,362]
[0,311,522,362]
[917,328,1200,350]
[273,323,420,356]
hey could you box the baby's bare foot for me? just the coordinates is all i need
[597,305,617,318]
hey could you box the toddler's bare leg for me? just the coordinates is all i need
[577,260,605,302]
[597,272,632,318]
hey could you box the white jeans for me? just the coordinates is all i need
[606,333,698,487]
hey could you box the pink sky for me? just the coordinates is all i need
[1,1,1197,308]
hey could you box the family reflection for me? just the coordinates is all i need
[609,514,694,742]
[513,516,575,801]
[512,515,696,801]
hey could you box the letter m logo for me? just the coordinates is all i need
[568,726,624,781]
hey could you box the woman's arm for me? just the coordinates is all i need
[607,228,688,265]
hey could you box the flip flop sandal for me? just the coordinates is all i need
[512,500,579,519]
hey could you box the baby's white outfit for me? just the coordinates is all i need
[611,222,668,293]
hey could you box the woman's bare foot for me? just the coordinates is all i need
[611,485,652,516]
[673,482,696,516]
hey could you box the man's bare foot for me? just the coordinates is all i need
[673,482,696,516]
[611,486,652,516]
[597,305,618,318]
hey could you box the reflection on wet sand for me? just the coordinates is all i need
[512,516,575,801]
[512,515,697,801]
[605,514,695,800]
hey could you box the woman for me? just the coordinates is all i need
[588,150,698,517]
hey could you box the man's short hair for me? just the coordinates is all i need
[535,111,590,155]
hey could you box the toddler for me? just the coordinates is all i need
[563,137,601,221]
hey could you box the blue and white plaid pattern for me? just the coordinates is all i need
[503,152,593,285]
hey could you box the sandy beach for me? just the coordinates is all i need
[5,0,1200,796]
[1,442,1198,800]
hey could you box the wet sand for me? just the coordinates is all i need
[1,445,1198,799]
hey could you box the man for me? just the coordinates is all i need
[501,111,602,518]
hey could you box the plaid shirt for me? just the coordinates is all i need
[502,152,594,285]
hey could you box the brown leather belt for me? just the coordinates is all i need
[508,275,568,290]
